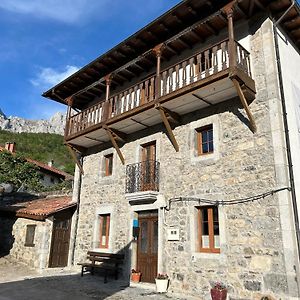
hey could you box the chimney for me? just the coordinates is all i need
[48,160,54,167]
[5,142,16,153]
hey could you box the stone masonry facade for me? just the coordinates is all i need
[73,17,300,299]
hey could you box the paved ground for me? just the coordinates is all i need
[0,258,196,300]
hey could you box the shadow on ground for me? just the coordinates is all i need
[0,272,131,300]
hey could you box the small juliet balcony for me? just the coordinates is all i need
[125,160,160,204]
[65,39,255,151]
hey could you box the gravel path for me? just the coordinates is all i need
[0,258,197,300]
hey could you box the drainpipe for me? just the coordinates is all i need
[272,0,300,266]
[71,157,83,265]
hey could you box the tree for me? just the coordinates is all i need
[0,151,42,191]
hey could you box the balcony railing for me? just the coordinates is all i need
[66,39,252,138]
[125,160,160,194]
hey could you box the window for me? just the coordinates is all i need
[99,214,110,248]
[25,224,36,247]
[104,154,113,176]
[197,206,220,253]
[196,125,213,156]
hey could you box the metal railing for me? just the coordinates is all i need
[125,160,160,193]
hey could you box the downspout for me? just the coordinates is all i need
[272,0,300,265]
[71,156,83,265]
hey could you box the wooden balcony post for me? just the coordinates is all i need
[223,1,237,71]
[102,74,112,121]
[65,96,73,137]
[153,43,164,99]
[105,74,112,101]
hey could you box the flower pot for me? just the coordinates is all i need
[131,272,141,283]
[155,278,169,293]
[210,288,227,300]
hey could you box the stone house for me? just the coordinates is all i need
[0,195,76,269]
[43,0,300,299]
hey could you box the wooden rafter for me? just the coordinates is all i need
[103,125,125,164]
[155,104,179,152]
[131,118,150,128]
[231,78,257,133]
[192,93,214,106]
[66,143,84,175]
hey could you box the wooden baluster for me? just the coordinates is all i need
[133,85,138,108]
[144,80,149,103]
[212,46,218,74]
[175,65,180,90]
[139,82,145,105]
[205,50,210,77]
[150,77,155,101]
[195,54,200,80]
[121,92,125,113]
[162,71,167,96]
[189,57,194,83]
[168,68,173,92]
[128,88,133,110]
[247,54,251,76]
[221,42,226,70]
[182,61,187,87]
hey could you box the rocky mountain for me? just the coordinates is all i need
[0,110,65,135]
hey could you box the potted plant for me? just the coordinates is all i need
[210,282,227,300]
[155,273,169,293]
[131,269,141,282]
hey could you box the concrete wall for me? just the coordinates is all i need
[73,17,300,300]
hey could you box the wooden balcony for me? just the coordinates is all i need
[65,39,255,151]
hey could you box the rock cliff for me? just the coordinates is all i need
[0,110,65,135]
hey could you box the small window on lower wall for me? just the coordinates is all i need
[196,125,213,156]
[197,206,220,253]
[99,214,110,248]
[25,224,36,247]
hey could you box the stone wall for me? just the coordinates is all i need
[73,17,299,299]
[0,217,53,269]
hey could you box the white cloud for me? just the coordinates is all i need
[0,0,109,23]
[30,65,80,89]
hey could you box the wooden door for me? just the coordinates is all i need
[141,142,156,191]
[137,211,158,283]
[49,213,72,268]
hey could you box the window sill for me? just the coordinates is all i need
[91,248,112,253]
[191,252,223,261]
[24,244,35,247]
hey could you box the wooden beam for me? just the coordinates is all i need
[66,144,84,175]
[155,105,179,152]
[107,127,127,143]
[205,22,218,35]
[131,118,150,128]
[84,136,105,143]
[158,106,181,125]
[192,93,214,106]
[231,78,257,133]
[103,125,125,165]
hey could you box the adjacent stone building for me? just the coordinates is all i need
[43,0,300,299]
[0,195,76,269]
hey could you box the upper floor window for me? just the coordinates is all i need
[104,154,113,176]
[197,206,220,253]
[196,125,213,156]
[99,214,110,248]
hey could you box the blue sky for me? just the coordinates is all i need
[0,0,180,120]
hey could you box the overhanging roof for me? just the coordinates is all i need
[42,0,300,109]
[0,196,76,221]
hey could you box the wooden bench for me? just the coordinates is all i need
[78,251,124,283]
